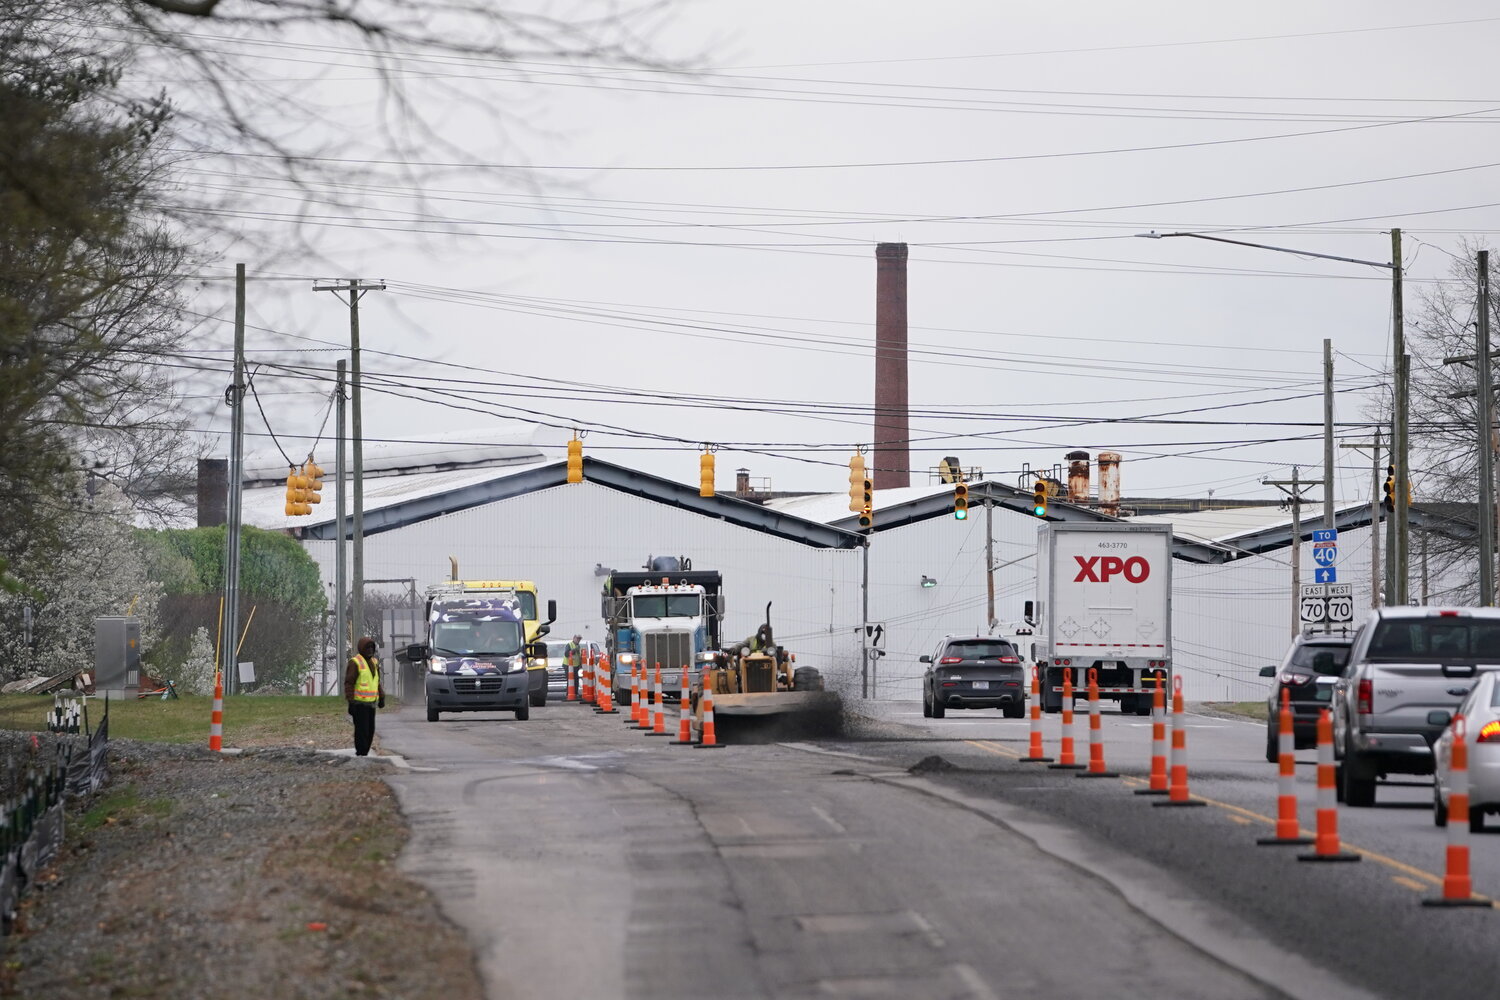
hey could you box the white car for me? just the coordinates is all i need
[1433,670,1500,832]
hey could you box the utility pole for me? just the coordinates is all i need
[1478,251,1495,605]
[1265,466,1322,637]
[860,537,870,699]
[1340,432,1383,608]
[984,493,996,630]
[221,263,247,696]
[314,278,384,647]
[1324,339,1335,531]
[335,360,348,692]
[1392,228,1410,605]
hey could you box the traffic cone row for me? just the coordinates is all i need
[1048,668,1085,771]
[1077,668,1117,779]
[208,670,223,752]
[1020,665,1052,763]
[1258,689,1312,846]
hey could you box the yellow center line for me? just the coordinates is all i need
[960,741,1483,896]
[1391,876,1427,892]
[1227,816,1252,826]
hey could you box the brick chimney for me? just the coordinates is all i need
[873,242,909,489]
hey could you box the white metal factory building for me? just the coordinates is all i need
[234,432,1470,703]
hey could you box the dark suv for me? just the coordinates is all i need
[921,636,1026,719]
[1259,633,1353,762]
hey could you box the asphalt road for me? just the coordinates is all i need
[377,695,1495,1000]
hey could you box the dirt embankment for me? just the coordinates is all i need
[0,734,484,1000]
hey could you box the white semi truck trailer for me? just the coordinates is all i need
[1028,521,1174,716]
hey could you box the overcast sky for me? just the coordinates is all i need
[157,2,1500,505]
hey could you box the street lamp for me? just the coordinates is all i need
[1135,228,1410,604]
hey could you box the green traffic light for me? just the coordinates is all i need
[954,508,967,520]
[1032,504,1047,517]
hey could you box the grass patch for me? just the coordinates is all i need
[1203,701,1268,722]
[0,694,392,747]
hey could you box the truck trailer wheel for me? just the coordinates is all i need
[1041,669,1064,714]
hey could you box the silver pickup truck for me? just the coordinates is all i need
[1332,606,1500,807]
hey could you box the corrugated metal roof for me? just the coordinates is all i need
[1128,503,1370,547]
[243,461,553,532]
[764,481,963,524]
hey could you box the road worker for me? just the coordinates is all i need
[344,636,385,756]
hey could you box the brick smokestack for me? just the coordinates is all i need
[873,242,910,489]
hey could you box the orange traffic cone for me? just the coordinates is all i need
[635,663,656,730]
[1297,709,1359,860]
[595,656,617,714]
[209,670,224,752]
[671,665,694,745]
[1076,668,1118,779]
[565,649,577,702]
[582,648,595,704]
[626,663,642,725]
[1153,674,1206,808]
[696,682,722,748]
[1258,688,1313,845]
[1134,670,1168,796]
[649,663,668,735]
[1048,668,1085,770]
[1423,715,1489,905]
[1020,665,1052,763]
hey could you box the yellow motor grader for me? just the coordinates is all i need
[695,604,840,728]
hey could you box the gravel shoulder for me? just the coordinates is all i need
[0,730,484,1000]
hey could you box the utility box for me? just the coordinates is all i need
[95,617,142,693]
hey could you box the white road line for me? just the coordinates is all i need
[810,805,847,835]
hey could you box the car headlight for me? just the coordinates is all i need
[428,657,448,674]
[506,659,527,673]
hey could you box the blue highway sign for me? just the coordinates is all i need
[1314,567,1338,584]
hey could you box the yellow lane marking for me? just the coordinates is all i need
[965,740,1023,760]
[959,741,1488,898]
[1391,876,1427,892]
[1227,816,1252,826]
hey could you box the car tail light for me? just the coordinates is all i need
[1357,678,1373,715]
[1277,671,1312,686]
[940,656,962,664]
[1478,721,1500,743]
[999,656,1019,664]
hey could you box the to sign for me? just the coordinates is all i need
[1312,529,1338,543]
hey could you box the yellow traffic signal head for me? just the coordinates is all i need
[699,452,716,497]
[858,477,874,529]
[566,438,583,483]
[1032,480,1048,517]
[848,455,866,512]
[954,482,969,521]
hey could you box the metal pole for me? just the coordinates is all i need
[1291,466,1302,638]
[335,360,347,691]
[222,263,246,696]
[860,537,870,699]
[1477,250,1495,605]
[349,279,365,648]
[1385,423,1397,605]
[1392,229,1410,604]
[1324,339,1335,531]
[984,494,996,630]
[1371,428,1382,608]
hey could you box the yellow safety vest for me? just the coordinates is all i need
[353,655,381,703]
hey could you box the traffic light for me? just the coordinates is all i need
[858,478,874,529]
[566,438,583,483]
[848,454,866,512]
[1031,480,1048,518]
[1382,464,1395,512]
[954,482,969,521]
[699,451,715,497]
[284,465,312,516]
[304,461,324,506]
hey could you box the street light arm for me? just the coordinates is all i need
[1135,231,1393,270]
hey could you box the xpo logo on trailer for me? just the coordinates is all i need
[1073,555,1151,583]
